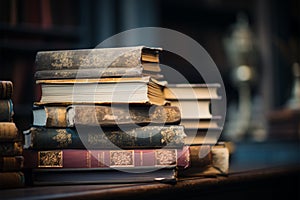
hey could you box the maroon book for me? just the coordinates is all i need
[23,147,191,169]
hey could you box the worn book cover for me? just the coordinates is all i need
[0,156,24,172]
[32,104,181,127]
[0,172,25,189]
[23,147,190,169]
[0,81,13,100]
[24,125,186,150]
[0,100,14,122]
[35,46,161,71]
[0,122,18,141]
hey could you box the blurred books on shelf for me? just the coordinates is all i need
[0,80,25,189]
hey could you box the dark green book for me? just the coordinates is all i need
[24,125,186,150]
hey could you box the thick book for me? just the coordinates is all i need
[164,83,221,100]
[35,76,167,105]
[23,147,190,169]
[24,125,186,150]
[32,104,181,127]
[0,100,14,122]
[31,167,177,185]
[0,172,25,189]
[0,156,24,172]
[178,143,230,177]
[0,122,18,141]
[0,142,23,156]
[35,46,161,70]
[0,81,13,100]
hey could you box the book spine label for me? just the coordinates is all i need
[0,122,18,141]
[0,172,25,189]
[35,47,144,70]
[23,147,190,169]
[34,68,143,79]
[67,105,181,127]
[26,126,186,149]
[0,142,23,156]
[0,81,13,99]
[0,156,24,171]
[0,100,14,122]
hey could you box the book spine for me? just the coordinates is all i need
[67,105,181,127]
[35,48,143,70]
[0,156,24,171]
[0,142,23,156]
[23,147,190,169]
[44,106,68,127]
[0,172,25,189]
[25,126,186,149]
[34,68,143,80]
[0,100,14,122]
[0,122,18,141]
[0,81,13,99]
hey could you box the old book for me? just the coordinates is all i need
[23,147,189,169]
[0,100,14,122]
[178,143,230,177]
[0,156,24,172]
[24,125,186,150]
[0,172,25,189]
[0,81,13,99]
[35,46,161,72]
[32,104,181,127]
[35,76,167,105]
[0,142,23,156]
[164,83,221,100]
[31,167,177,185]
[0,122,18,141]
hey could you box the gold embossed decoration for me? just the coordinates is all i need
[38,151,63,167]
[155,149,177,166]
[52,130,72,148]
[110,150,134,167]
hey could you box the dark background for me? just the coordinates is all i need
[0,0,299,142]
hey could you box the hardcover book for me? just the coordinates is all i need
[32,104,181,127]
[0,172,25,189]
[35,76,167,105]
[23,147,190,169]
[34,46,162,79]
[31,167,177,185]
[0,122,18,141]
[0,156,24,172]
[0,81,13,100]
[23,125,186,150]
[0,100,14,122]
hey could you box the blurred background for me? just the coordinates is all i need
[0,0,299,165]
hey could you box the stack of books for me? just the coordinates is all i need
[164,83,229,176]
[0,81,24,189]
[23,46,191,185]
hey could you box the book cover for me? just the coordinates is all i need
[31,167,177,185]
[0,81,13,100]
[32,104,181,127]
[35,46,161,71]
[0,156,24,172]
[24,125,186,150]
[0,122,18,141]
[0,142,23,156]
[0,100,14,122]
[0,172,25,189]
[23,147,190,169]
